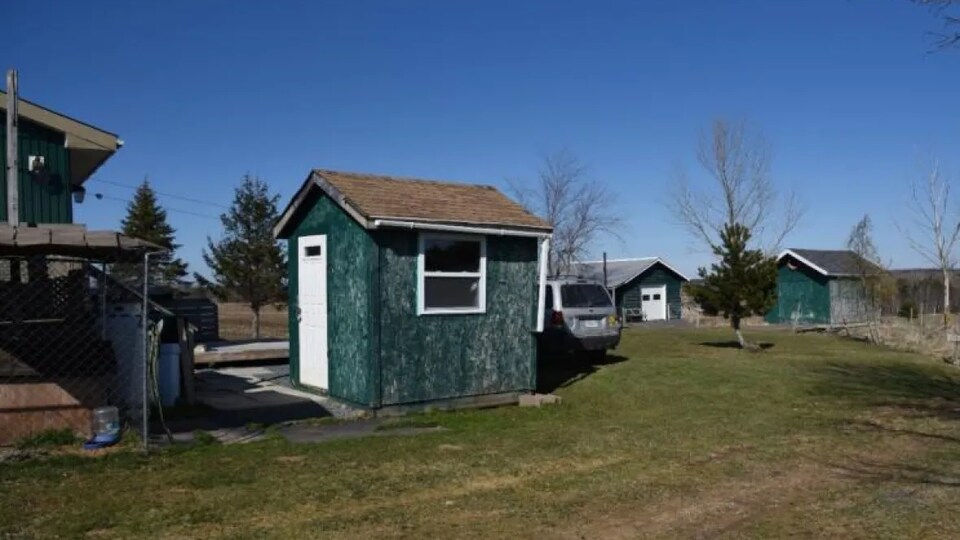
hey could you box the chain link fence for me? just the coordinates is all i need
[0,254,158,449]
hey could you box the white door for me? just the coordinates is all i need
[641,285,667,321]
[297,235,329,390]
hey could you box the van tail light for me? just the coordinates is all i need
[551,310,564,327]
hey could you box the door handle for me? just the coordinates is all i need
[296,306,302,323]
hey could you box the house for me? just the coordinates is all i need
[572,257,689,321]
[765,248,883,326]
[0,89,164,444]
[274,170,552,412]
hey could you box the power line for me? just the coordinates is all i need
[92,192,221,221]
[89,178,230,209]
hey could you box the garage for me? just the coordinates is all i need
[641,285,668,321]
[571,257,689,322]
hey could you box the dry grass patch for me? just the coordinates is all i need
[217,302,287,340]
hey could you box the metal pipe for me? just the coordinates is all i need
[141,251,152,453]
[536,237,550,332]
[100,261,107,339]
[6,70,19,227]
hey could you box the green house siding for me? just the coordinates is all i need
[0,115,73,224]
[286,191,376,406]
[614,265,684,319]
[376,231,538,406]
[765,262,831,324]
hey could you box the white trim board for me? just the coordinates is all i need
[776,249,831,276]
[417,232,487,315]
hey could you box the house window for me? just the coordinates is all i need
[418,233,486,314]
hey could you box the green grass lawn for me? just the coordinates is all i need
[3,327,960,539]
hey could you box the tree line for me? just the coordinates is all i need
[117,175,286,339]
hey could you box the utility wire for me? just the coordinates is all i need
[93,192,221,221]
[89,178,230,209]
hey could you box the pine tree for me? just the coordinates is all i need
[119,179,189,286]
[689,223,778,349]
[197,175,286,338]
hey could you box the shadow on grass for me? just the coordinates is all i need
[808,361,960,488]
[827,457,960,487]
[840,419,960,444]
[698,341,775,350]
[537,353,628,394]
[810,362,960,407]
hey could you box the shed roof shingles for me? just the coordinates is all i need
[785,248,882,276]
[315,170,551,230]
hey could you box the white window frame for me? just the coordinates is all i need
[417,232,487,315]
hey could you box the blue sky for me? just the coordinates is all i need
[6,0,960,277]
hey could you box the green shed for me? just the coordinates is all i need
[274,170,553,411]
[572,258,689,321]
[765,249,882,326]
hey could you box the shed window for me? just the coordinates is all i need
[418,233,486,314]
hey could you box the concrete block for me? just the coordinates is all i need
[518,393,562,407]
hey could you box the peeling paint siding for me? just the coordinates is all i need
[286,191,375,405]
[766,262,831,324]
[615,266,684,319]
[0,115,72,224]
[829,279,877,325]
[376,231,538,406]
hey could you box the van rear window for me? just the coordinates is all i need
[560,284,612,308]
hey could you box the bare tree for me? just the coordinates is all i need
[899,159,960,325]
[671,118,802,253]
[847,215,894,344]
[913,0,960,48]
[510,149,622,274]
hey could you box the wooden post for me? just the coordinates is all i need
[6,69,18,227]
[177,317,195,405]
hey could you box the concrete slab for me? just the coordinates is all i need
[158,363,363,439]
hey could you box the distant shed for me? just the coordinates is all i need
[274,170,552,411]
[765,248,883,326]
[572,257,689,321]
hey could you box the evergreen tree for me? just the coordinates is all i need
[689,223,778,349]
[119,178,189,286]
[196,175,286,338]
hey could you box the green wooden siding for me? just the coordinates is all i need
[375,231,538,406]
[0,115,73,224]
[765,261,831,324]
[614,265,684,319]
[285,191,376,405]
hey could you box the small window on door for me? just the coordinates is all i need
[642,294,650,301]
[304,245,322,257]
[653,294,661,300]
[545,287,554,310]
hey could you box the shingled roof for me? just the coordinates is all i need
[571,257,689,288]
[275,169,551,238]
[778,248,883,276]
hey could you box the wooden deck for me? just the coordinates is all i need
[194,340,290,365]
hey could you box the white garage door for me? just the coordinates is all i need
[641,285,667,321]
